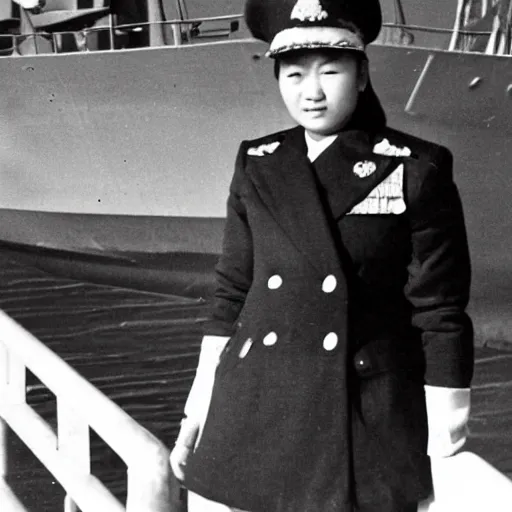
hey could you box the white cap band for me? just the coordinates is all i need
[266,25,365,58]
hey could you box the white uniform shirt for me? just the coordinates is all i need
[304,131,338,162]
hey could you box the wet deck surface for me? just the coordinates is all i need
[0,253,510,511]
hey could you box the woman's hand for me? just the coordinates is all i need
[170,417,200,481]
[170,335,230,480]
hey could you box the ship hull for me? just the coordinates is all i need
[1,41,512,297]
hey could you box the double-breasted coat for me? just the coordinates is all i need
[183,125,474,512]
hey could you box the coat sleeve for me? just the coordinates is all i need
[202,142,254,336]
[405,146,474,388]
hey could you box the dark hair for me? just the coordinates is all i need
[273,52,387,132]
[348,78,387,132]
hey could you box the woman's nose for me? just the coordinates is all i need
[303,75,324,101]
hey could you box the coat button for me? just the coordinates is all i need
[238,338,253,358]
[323,332,338,351]
[322,275,337,293]
[263,331,278,346]
[356,358,367,369]
[267,274,283,290]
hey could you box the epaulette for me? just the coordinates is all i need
[373,138,412,158]
[247,141,281,157]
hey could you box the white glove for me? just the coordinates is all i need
[424,385,471,458]
[170,335,230,481]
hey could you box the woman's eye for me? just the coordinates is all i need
[322,69,339,75]
[287,72,301,78]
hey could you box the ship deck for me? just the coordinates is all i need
[0,252,510,511]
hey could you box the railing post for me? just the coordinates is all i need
[1,340,26,484]
[171,23,182,46]
[449,0,466,51]
[0,418,7,479]
[125,447,172,512]
[108,13,116,50]
[0,310,175,511]
[147,0,167,47]
[6,354,26,407]
[0,342,8,479]
[64,494,79,512]
[58,399,91,511]
[57,400,90,475]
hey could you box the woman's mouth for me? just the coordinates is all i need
[303,107,327,116]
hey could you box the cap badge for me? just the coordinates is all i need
[291,0,328,22]
[353,160,377,178]
[247,141,281,156]
[373,138,412,157]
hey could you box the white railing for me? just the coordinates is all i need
[0,310,173,512]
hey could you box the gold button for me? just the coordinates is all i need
[238,338,253,359]
[322,275,337,293]
[323,332,338,351]
[267,274,283,290]
[263,331,278,346]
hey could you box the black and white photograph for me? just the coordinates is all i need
[0,1,511,511]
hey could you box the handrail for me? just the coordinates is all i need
[449,0,467,51]
[13,14,243,37]
[0,309,172,511]
[6,18,495,39]
[0,13,244,54]
[382,21,493,37]
[2,14,510,56]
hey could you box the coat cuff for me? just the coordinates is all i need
[425,385,471,458]
[200,298,243,337]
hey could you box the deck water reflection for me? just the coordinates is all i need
[0,253,510,511]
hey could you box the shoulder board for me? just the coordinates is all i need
[247,141,281,157]
[373,138,412,158]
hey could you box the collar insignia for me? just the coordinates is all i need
[353,160,377,178]
[291,0,328,22]
[373,138,412,157]
[247,141,281,157]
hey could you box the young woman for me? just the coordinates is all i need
[170,1,474,511]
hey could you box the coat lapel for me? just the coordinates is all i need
[245,127,342,277]
[311,130,399,220]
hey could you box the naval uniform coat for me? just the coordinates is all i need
[184,125,474,512]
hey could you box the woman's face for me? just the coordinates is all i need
[278,50,367,141]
